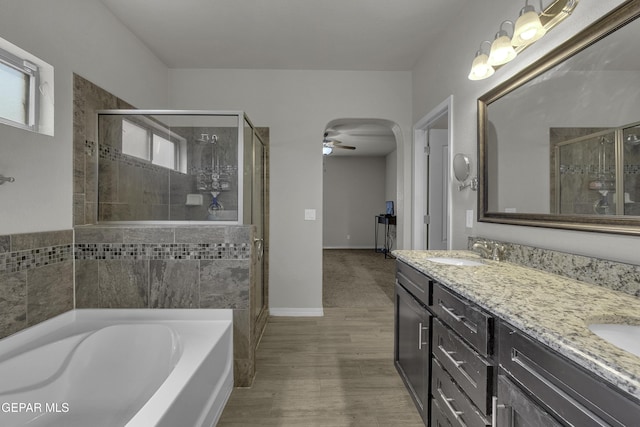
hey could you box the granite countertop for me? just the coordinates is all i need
[393,249,640,400]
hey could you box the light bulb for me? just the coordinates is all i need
[468,52,495,81]
[488,31,517,66]
[513,6,546,46]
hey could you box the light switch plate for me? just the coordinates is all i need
[304,209,316,221]
[466,210,474,228]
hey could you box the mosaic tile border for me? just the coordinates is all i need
[1,245,74,274]
[75,242,251,261]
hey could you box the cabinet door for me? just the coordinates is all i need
[395,282,430,421]
[496,375,563,427]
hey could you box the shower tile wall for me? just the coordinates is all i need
[0,230,74,339]
[74,225,257,386]
[74,74,135,226]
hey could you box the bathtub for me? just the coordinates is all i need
[0,309,233,427]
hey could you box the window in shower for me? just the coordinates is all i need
[122,118,179,171]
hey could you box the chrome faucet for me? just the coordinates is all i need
[472,239,505,261]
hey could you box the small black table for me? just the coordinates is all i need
[374,215,396,258]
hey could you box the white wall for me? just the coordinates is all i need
[412,0,640,264]
[386,150,398,206]
[323,156,386,248]
[168,69,412,313]
[0,0,168,235]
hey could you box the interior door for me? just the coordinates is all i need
[428,129,449,250]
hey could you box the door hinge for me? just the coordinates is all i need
[424,214,430,224]
[424,144,430,155]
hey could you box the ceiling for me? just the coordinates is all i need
[99,0,465,71]
[324,119,397,157]
[99,0,465,156]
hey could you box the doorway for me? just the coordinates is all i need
[413,96,453,250]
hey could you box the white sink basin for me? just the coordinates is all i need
[426,257,485,266]
[588,323,640,357]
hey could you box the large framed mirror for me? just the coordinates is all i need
[478,0,640,235]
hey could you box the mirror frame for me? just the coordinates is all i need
[478,0,640,236]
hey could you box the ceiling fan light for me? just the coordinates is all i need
[513,6,546,46]
[468,52,494,81]
[323,145,333,155]
[488,31,517,66]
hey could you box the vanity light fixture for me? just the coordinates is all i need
[488,21,517,66]
[468,41,495,81]
[513,1,547,46]
[467,0,579,81]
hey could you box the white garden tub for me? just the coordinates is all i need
[0,309,233,427]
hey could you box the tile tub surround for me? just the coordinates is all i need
[393,249,640,400]
[0,230,74,339]
[469,237,640,297]
[74,224,257,387]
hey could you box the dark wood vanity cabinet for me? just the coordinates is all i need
[430,282,494,427]
[497,321,640,427]
[394,262,432,423]
[395,260,640,427]
[395,262,494,427]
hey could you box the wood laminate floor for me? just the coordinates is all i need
[217,250,423,427]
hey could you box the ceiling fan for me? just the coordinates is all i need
[323,132,356,154]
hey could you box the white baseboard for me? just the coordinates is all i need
[323,246,375,250]
[269,308,324,317]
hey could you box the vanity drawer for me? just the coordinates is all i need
[499,321,640,427]
[432,283,493,356]
[432,358,491,427]
[397,261,432,306]
[433,318,493,415]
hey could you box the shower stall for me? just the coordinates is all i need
[553,122,640,216]
[95,110,268,347]
[96,110,265,225]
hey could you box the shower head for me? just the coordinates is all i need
[626,133,640,146]
[196,134,218,143]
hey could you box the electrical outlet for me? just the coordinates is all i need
[346,234,350,240]
[304,209,316,221]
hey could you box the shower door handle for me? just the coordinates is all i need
[253,238,264,262]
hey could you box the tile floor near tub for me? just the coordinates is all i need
[218,250,423,427]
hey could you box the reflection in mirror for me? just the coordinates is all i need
[479,1,640,234]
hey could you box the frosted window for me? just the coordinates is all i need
[122,119,150,160]
[0,47,37,130]
[152,134,175,169]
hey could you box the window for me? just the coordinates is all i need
[152,134,176,169]
[0,48,38,130]
[122,119,150,160]
[121,119,178,171]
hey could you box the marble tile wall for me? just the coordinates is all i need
[74,224,257,386]
[0,230,74,339]
[469,237,640,297]
[74,74,135,225]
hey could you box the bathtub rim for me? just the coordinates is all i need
[0,308,234,427]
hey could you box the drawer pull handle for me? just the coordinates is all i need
[437,388,465,422]
[439,345,465,368]
[492,396,509,426]
[418,322,428,350]
[439,302,464,322]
